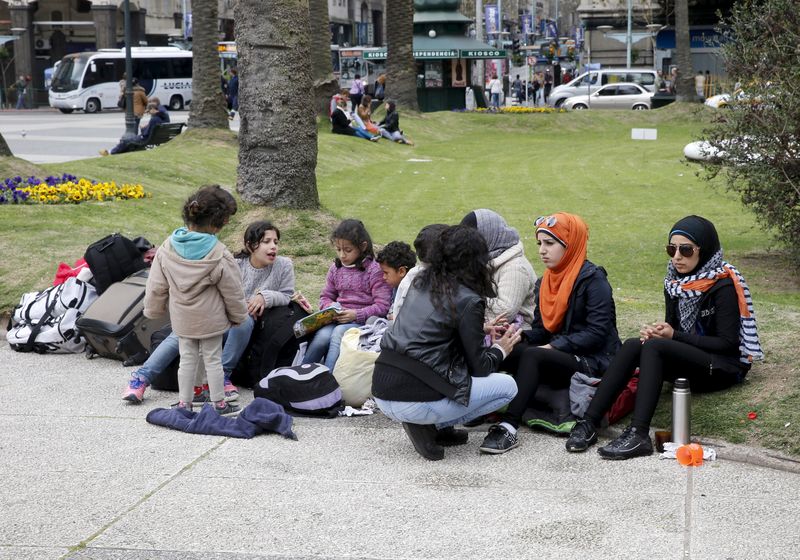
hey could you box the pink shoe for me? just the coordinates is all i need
[122,376,149,404]
[223,375,239,402]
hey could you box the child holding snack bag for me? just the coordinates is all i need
[302,219,392,372]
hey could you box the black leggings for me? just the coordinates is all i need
[502,345,586,428]
[584,338,740,432]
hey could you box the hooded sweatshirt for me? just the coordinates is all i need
[144,232,248,338]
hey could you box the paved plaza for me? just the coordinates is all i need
[0,341,798,560]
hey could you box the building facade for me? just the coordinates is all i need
[328,0,386,47]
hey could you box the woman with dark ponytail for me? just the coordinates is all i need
[566,215,763,460]
[372,225,521,461]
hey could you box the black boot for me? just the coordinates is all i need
[435,426,469,446]
[402,423,445,460]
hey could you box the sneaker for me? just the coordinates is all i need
[402,422,444,461]
[369,135,380,142]
[214,401,241,416]
[597,426,654,460]
[479,424,519,455]
[122,376,149,404]
[172,401,192,411]
[192,385,209,408]
[435,426,469,447]
[99,149,109,156]
[566,419,598,453]
[223,376,239,402]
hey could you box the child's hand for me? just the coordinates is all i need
[291,291,313,313]
[336,309,357,323]
[247,294,266,318]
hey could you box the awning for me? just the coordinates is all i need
[362,36,506,60]
[413,11,471,24]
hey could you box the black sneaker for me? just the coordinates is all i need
[479,425,519,455]
[402,423,445,461]
[565,419,598,453]
[597,426,654,460]
[435,426,469,447]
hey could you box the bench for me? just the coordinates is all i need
[128,122,185,151]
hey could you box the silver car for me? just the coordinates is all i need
[563,83,652,111]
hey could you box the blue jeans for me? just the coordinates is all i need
[132,315,255,384]
[491,92,500,108]
[302,322,358,372]
[374,373,518,429]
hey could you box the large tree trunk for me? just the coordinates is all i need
[310,0,339,117]
[673,0,696,102]
[235,0,320,208]
[386,0,419,111]
[0,133,10,156]
[187,0,229,128]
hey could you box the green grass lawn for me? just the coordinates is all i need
[1,104,798,455]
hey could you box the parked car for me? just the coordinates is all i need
[549,68,658,107]
[563,83,652,111]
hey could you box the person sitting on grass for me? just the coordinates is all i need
[372,225,521,461]
[100,101,170,156]
[123,220,295,405]
[376,241,417,320]
[331,97,379,142]
[566,215,763,460]
[479,212,621,454]
[377,100,414,145]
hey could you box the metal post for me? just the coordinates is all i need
[626,0,632,68]
[476,0,484,89]
[122,0,137,141]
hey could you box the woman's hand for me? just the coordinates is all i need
[640,321,674,341]
[336,309,357,323]
[495,324,522,355]
[247,294,266,318]
[484,313,509,335]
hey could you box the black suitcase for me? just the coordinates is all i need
[76,269,170,364]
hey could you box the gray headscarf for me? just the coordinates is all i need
[463,209,520,260]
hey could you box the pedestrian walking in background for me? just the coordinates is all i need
[488,74,503,110]
[13,75,27,109]
[349,74,365,112]
[695,71,706,99]
[227,68,239,119]
[543,70,553,105]
[131,78,148,129]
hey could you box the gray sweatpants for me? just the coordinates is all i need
[177,335,224,405]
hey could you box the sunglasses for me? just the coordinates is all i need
[535,215,558,228]
[666,244,699,258]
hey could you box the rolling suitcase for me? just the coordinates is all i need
[76,269,170,365]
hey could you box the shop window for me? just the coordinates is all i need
[424,60,444,88]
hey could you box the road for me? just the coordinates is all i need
[0,108,238,164]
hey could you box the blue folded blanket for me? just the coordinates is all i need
[146,397,297,440]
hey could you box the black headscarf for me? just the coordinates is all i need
[668,215,721,275]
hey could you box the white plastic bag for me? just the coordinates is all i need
[332,328,378,407]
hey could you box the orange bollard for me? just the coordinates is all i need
[676,443,704,466]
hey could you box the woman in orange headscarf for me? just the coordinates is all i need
[480,212,621,454]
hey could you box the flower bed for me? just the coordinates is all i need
[0,174,150,205]
[473,106,564,114]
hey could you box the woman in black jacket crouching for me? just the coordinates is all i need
[372,225,522,460]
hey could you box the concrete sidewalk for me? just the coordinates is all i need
[1,343,798,560]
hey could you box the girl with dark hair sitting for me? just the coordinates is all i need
[372,225,521,461]
[566,215,763,460]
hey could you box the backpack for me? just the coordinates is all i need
[84,233,146,295]
[148,324,180,391]
[231,302,310,389]
[6,277,97,353]
[254,363,344,418]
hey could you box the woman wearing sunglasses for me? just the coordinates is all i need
[566,215,763,460]
[480,212,621,454]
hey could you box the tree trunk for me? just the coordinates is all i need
[386,0,419,111]
[674,0,696,102]
[0,133,10,157]
[187,0,229,128]
[235,0,320,209]
[309,0,339,117]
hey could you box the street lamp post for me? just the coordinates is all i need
[626,0,632,68]
[122,0,137,141]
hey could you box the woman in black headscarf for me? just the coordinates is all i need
[566,215,763,460]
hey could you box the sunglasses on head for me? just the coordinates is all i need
[666,243,699,258]
[535,215,557,228]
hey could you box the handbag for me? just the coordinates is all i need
[117,95,126,109]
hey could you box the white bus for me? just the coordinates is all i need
[49,47,193,114]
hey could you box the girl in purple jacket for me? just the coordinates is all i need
[302,219,392,372]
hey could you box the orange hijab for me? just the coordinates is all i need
[536,212,589,333]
